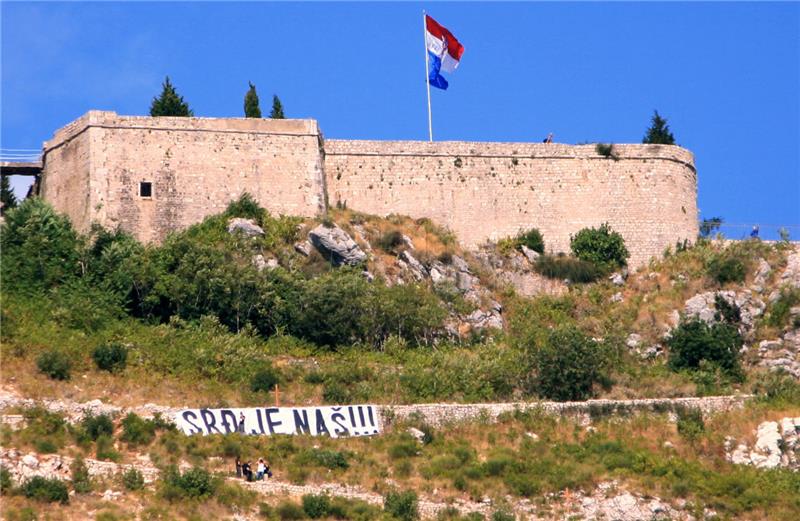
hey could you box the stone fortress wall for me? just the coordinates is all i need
[40,112,698,266]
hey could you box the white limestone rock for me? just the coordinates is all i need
[309,224,367,266]
[227,218,265,238]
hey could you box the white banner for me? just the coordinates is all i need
[174,405,381,438]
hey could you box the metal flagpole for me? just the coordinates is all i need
[422,10,433,142]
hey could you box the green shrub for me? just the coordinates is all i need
[35,439,58,454]
[120,413,157,446]
[595,143,618,160]
[250,365,280,393]
[71,456,92,493]
[384,489,418,521]
[311,449,349,470]
[570,223,629,271]
[491,511,514,521]
[765,288,800,328]
[707,252,747,285]
[714,294,741,324]
[36,349,71,380]
[377,230,406,252]
[388,439,419,459]
[95,434,121,462]
[224,193,267,222]
[0,465,12,494]
[121,467,145,491]
[302,494,331,519]
[535,255,601,283]
[80,413,114,441]
[753,373,800,407]
[92,342,128,372]
[277,500,307,520]
[159,465,218,501]
[528,325,610,401]
[322,381,351,404]
[0,197,82,291]
[676,407,705,442]
[516,228,544,254]
[21,476,69,504]
[666,319,743,377]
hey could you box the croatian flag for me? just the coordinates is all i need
[425,15,464,90]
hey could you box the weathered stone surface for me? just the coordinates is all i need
[399,250,427,280]
[610,292,624,303]
[294,240,313,257]
[520,245,540,264]
[781,250,800,288]
[610,272,625,286]
[626,333,642,350]
[226,217,265,238]
[726,417,800,470]
[309,224,367,266]
[252,254,279,271]
[683,290,764,332]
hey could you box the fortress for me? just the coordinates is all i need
[38,111,698,267]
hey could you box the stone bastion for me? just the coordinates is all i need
[38,111,698,267]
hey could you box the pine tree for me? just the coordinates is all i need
[270,95,285,119]
[642,110,675,145]
[0,175,18,214]
[150,76,193,117]
[244,82,262,118]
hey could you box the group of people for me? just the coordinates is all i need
[235,457,272,481]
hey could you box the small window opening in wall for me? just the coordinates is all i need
[139,182,152,198]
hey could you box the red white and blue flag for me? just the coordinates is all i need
[425,15,464,90]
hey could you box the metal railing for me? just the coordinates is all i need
[0,148,42,162]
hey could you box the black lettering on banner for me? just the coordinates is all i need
[348,406,357,434]
[200,409,222,434]
[293,409,311,435]
[330,407,350,436]
[220,409,237,434]
[253,409,266,435]
[182,411,203,435]
[357,406,366,429]
[314,409,330,436]
[265,408,282,434]
[367,406,377,433]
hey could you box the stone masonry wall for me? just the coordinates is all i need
[40,113,698,267]
[325,140,698,268]
[41,111,326,242]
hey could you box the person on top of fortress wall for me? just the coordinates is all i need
[542,133,553,143]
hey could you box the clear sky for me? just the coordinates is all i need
[2,1,798,239]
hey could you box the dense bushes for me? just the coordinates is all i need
[707,251,747,285]
[2,196,448,353]
[36,349,71,380]
[570,223,629,272]
[121,468,145,491]
[527,325,612,401]
[534,254,602,283]
[666,319,743,377]
[0,197,82,291]
[78,413,114,442]
[250,365,280,393]
[383,490,419,521]
[21,476,69,504]
[92,342,128,372]
[159,466,219,501]
[302,494,331,518]
[71,456,92,493]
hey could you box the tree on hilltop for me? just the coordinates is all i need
[244,82,262,118]
[270,95,285,119]
[150,77,193,117]
[1,175,18,214]
[642,110,675,145]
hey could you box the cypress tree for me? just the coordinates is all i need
[0,175,17,214]
[270,95,285,119]
[642,110,675,145]
[150,76,193,117]
[244,82,262,118]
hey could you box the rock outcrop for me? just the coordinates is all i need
[726,417,800,469]
[308,224,367,266]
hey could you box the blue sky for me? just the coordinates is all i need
[2,1,798,239]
